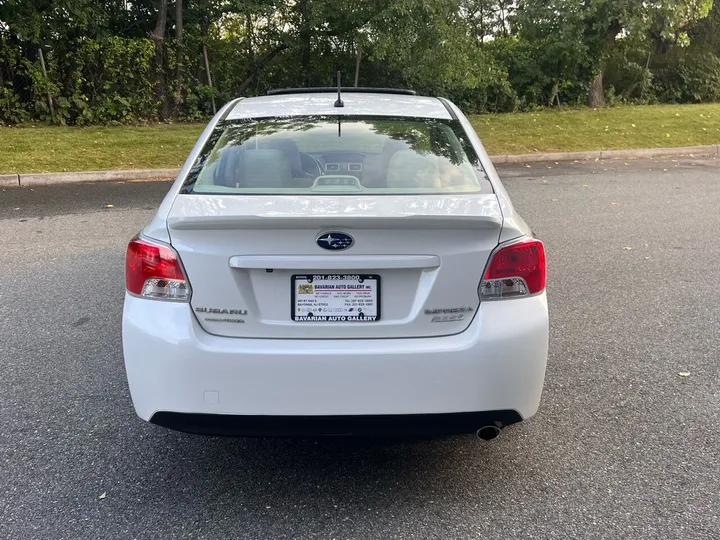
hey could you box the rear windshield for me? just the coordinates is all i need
[180,116,492,195]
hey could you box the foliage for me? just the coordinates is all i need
[513,0,714,105]
[0,0,718,125]
[653,53,720,102]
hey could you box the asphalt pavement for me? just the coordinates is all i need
[1,158,719,539]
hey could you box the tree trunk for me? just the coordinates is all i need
[588,21,621,109]
[150,0,169,119]
[588,71,604,108]
[38,48,55,124]
[203,44,216,114]
[245,14,254,64]
[299,0,311,86]
[499,3,508,38]
[151,0,168,40]
[175,0,183,115]
[354,43,361,87]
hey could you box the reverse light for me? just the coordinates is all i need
[125,237,190,301]
[480,237,546,300]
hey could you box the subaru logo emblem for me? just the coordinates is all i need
[316,232,354,251]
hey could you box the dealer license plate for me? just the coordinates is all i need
[292,274,380,322]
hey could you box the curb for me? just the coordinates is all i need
[489,144,719,164]
[2,144,718,187]
[0,173,20,187]
[16,168,179,187]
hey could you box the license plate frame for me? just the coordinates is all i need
[291,274,381,322]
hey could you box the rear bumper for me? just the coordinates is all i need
[150,411,523,437]
[122,292,548,435]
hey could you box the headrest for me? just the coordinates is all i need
[381,138,410,163]
[241,149,291,188]
[244,137,302,174]
[386,150,440,189]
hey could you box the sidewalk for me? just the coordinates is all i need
[2,144,718,187]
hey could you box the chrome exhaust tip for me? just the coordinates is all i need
[476,425,501,441]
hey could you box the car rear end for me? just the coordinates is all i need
[122,91,548,437]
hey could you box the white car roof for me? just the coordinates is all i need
[225,92,453,120]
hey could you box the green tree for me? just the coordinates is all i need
[515,0,713,107]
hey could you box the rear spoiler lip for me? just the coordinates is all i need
[167,214,503,230]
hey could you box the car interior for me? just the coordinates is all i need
[190,119,490,193]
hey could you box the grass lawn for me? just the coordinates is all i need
[1,103,719,174]
[473,103,720,155]
[0,123,205,174]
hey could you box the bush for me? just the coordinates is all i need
[605,57,654,103]
[0,85,27,123]
[2,21,720,125]
[653,53,720,103]
[0,37,162,124]
[486,37,588,110]
[50,37,157,124]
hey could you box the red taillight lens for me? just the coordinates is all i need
[481,238,546,299]
[125,237,190,301]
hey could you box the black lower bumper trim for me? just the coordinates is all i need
[149,410,523,437]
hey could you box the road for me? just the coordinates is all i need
[1,157,719,539]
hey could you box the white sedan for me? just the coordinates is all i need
[122,88,548,439]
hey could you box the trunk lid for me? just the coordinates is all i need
[166,194,502,339]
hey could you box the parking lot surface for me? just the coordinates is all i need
[1,157,718,539]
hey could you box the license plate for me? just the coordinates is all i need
[292,274,380,322]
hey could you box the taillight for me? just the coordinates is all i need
[480,237,546,300]
[125,236,190,301]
